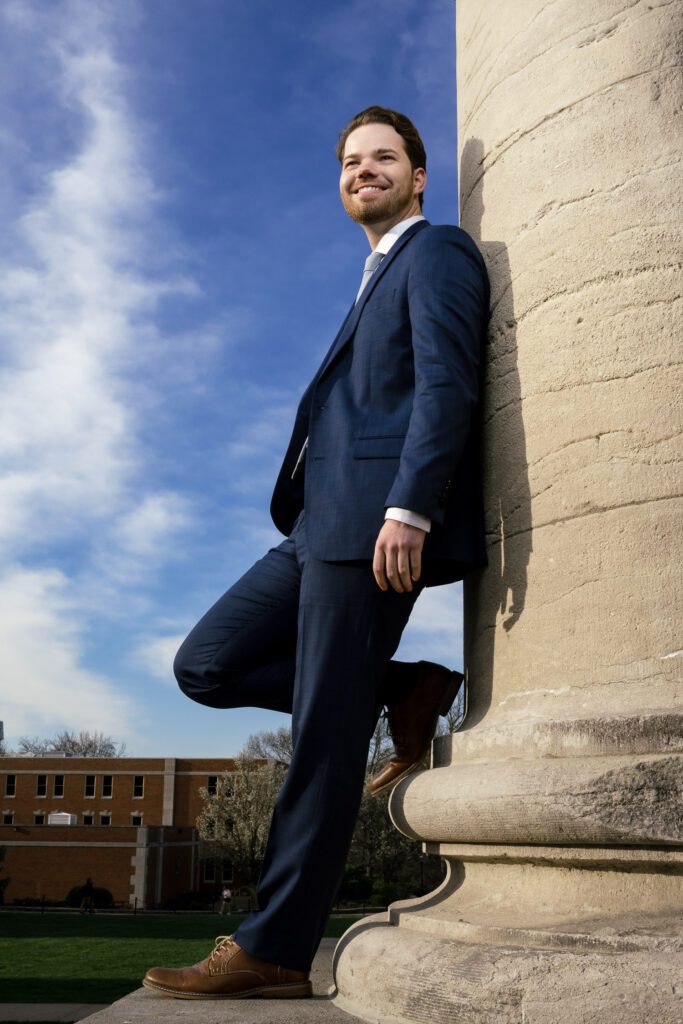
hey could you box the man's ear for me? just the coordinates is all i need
[414,167,427,197]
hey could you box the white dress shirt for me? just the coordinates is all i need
[372,216,431,534]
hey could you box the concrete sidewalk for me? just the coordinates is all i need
[81,940,359,1024]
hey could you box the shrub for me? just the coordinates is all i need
[337,864,373,904]
[65,885,114,909]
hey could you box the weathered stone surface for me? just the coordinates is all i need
[432,709,683,764]
[390,753,683,845]
[333,919,683,1024]
[333,1,683,1021]
[458,0,682,729]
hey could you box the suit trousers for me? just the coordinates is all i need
[173,510,425,971]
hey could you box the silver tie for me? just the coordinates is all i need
[355,249,385,303]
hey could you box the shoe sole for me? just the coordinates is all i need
[368,759,422,797]
[142,978,312,999]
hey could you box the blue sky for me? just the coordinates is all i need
[0,0,463,757]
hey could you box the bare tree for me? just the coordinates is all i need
[17,730,126,757]
[197,755,286,885]
[241,726,293,765]
[436,677,467,736]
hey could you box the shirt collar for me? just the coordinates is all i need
[374,214,426,255]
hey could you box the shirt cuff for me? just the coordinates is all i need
[385,507,431,533]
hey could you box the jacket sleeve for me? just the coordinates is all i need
[384,226,489,524]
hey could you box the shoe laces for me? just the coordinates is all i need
[209,934,237,966]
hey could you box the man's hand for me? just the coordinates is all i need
[373,520,426,593]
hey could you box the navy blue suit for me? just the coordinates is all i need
[271,220,489,584]
[174,220,489,970]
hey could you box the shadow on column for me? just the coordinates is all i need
[460,136,532,729]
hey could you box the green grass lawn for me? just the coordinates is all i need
[0,911,363,1003]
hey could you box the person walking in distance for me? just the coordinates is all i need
[79,877,94,915]
[143,106,489,1000]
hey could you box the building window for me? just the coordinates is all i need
[53,775,64,798]
[83,813,94,825]
[131,814,143,827]
[133,776,144,798]
[36,775,47,798]
[203,858,216,883]
[102,775,113,798]
[221,859,233,883]
[4,775,16,798]
[34,813,45,825]
[3,812,13,825]
[100,813,111,826]
[207,775,218,795]
[84,775,96,798]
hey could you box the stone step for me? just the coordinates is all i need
[79,941,361,1024]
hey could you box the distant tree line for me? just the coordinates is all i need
[3,730,126,757]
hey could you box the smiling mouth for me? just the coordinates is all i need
[355,185,386,195]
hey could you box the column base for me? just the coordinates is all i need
[332,845,683,1024]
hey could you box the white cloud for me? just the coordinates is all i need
[133,633,186,686]
[109,492,193,564]
[0,1,201,744]
[0,567,139,747]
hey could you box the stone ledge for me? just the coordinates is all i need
[81,942,360,1024]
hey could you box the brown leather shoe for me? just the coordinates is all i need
[142,934,312,999]
[368,661,464,797]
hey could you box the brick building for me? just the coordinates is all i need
[0,756,267,908]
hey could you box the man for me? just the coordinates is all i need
[79,876,94,915]
[143,106,488,1000]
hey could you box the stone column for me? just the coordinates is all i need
[333,3,683,1022]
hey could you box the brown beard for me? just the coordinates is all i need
[341,178,415,226]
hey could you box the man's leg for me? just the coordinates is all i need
[172,526,302,714]
[234,514,424,971]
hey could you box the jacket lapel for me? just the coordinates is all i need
[317,219,429,379]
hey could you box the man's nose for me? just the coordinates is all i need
[357,159,378,177]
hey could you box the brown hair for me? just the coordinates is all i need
[335,106,427,209]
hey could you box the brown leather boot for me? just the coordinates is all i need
[368,661,464,797]
[142,934,312,999]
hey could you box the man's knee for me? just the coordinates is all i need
[173,641,243,708]
[174,644,216,704]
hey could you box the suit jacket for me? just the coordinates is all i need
[270,220,490,587]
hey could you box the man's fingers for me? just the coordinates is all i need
[397,551,413,592]
[385,545,404,593]
[373,545,388,591]
[410,546,422,583]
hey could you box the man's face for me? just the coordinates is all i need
[339,122,425,227]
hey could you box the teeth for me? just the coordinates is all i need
[358,186,383,193]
